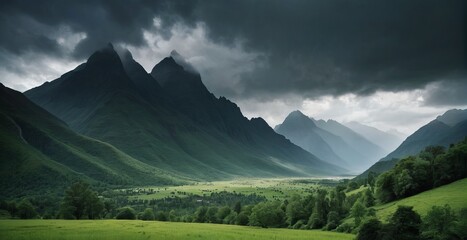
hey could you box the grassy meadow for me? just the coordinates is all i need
[126,178,345,201]
[0,220,355,240]
[375,178,467,221]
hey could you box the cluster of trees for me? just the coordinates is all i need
[357,205,467,240]
[376,139,467,203]
[0,199,37,219]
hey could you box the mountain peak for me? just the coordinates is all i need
[286,110,308,120]
[281,110,316,128]
[86,43,123,70]
[436,109,467,126]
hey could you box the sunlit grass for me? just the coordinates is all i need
[125,178,347,200]
[375,178,467,221]
[0,220,355,240]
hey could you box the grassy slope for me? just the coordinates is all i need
[375,178,467,221]
[0,220,354,240]
[0,85,185,197]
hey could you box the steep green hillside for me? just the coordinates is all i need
[0,83,185,197]
[358,109,467,178]
[375,178,467,221]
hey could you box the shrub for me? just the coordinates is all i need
[116,207,136,220]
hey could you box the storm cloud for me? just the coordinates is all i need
[0,0,466,132]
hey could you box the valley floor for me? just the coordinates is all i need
[126,177,349,201]
[0,220,354,240]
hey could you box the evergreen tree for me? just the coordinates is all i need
[351,199,367,227]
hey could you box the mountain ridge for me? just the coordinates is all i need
[24,45,346,182]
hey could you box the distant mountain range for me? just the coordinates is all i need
[358,109,467,178]
[344,121,405,152]
[1,43,345,195]
[275,111,391,172]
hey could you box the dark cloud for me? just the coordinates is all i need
[0,0,465,103]
[423,80,467,106]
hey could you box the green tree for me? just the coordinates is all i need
[235,212,249,225]
[367,171,377,189]
[363,188,375,207]
[347,181,359,191]
[206,207,219,223]
[233,201,241,214]
[140,208,155,221]
[331,186,347,215]
[194,206,208,223]
[17,199,37,219]
[249,201,285,228]
[155,210,167,221]
[351,199,367,227]
[375,171,396,203]
[60,181,103,219]
[116,207,136,220]
[216,206,231,223]
[285,194,306,226]
[357,218,382,240]
[452,208,467,239]
[309,189,329,229]
[324,211,340,230]
[389,206,421,240]
[422,205,457,240]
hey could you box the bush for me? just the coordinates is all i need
[422,205,457,240]
[17,200,37,219]
[140,208,155,221]
[155,211,167,221]
[116,207,136,220]
[335,222,354,233]
[357,218,382,240]
[235,212,249,225]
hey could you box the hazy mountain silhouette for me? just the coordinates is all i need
[344,121,404,152]
[275,111,386,172]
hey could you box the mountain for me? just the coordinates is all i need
[344,121,404,152]
[358,109,467,177]
[313,119,387,165]
[436,109,467,126]
[275,111,385,172]
[275,111,348,168]
[25,45,345,181]
[0,83,184,197]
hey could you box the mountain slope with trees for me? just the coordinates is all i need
[24,45,344,181]
[358,109,467,177]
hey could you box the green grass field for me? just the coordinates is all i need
[0,220,355,240]
[125,178,345,201]
[375,178,467,221]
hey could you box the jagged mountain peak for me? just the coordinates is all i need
[86,43,124,70]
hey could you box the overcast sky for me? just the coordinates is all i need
[1,0,466,135]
